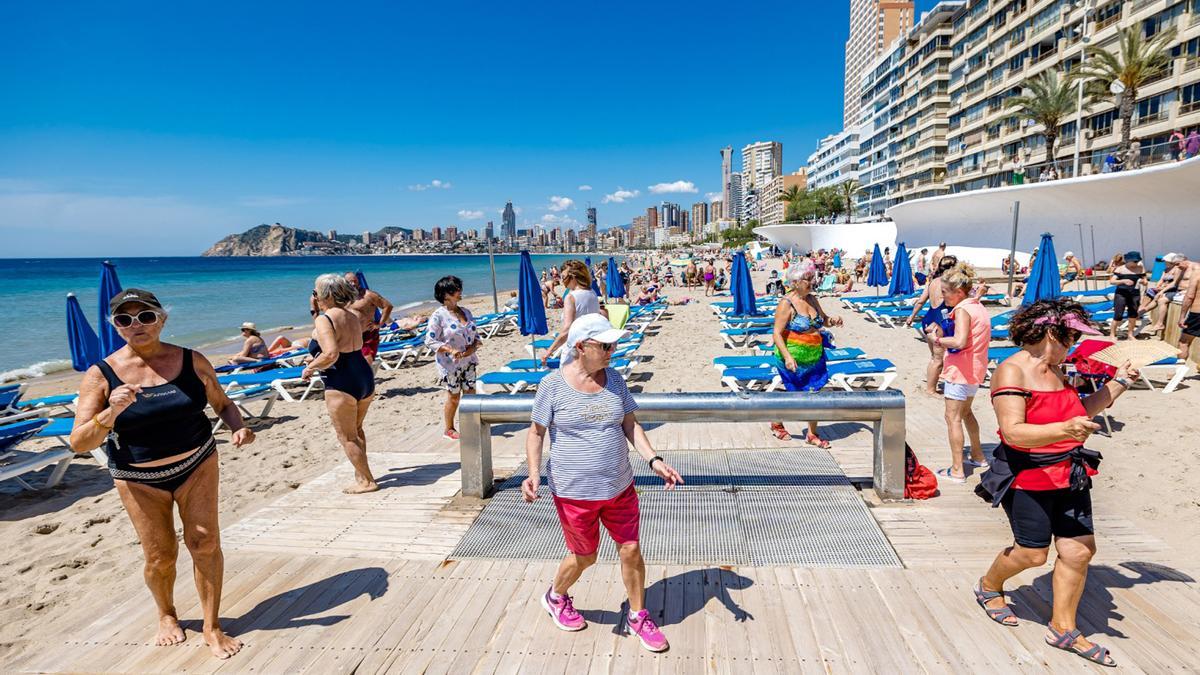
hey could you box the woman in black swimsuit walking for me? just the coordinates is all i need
[1108,250,1146,340]
[70,288,254,660]
[303,273,379,494]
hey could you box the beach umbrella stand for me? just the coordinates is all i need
[887,242,914,297]
[97,261,125,358]
[66,293,100,372]
[866,243,889,296]
[1022,232,1062,306]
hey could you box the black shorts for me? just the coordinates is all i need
[1112,291,1140,320]
[1184,312,1200,338]
[1001,487,1094,549]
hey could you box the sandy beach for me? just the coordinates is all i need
[2,258,1198,661]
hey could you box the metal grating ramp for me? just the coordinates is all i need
[452,448,901,568]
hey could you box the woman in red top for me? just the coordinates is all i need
[974,299,1138,668]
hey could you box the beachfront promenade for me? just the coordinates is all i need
[8,291,1200,673]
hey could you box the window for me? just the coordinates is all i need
[1183,82,1200,114]
[1089,110,1116,135]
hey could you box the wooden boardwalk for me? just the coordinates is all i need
[9,416,1200,673]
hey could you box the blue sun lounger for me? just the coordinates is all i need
[720,358,898,392]
[218,366,323,402]
[214,349,308,374]
[0,417,79,490]
[720,326,774,349]
[714,347,866,371]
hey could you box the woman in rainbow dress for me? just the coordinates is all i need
[769,260,844,445]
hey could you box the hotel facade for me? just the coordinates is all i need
[820,0,1200,218]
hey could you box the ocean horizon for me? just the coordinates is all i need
[0,253,608,381]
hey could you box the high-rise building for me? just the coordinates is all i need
[362,231,371,245]
[729,173,743,222]
[807,128,862,189]
[690,201,708,236]
[844,0,914,127]
[679,211,689,235]
[741,141,784,194]
[431,226,442,241]
[446,226,458,241]
[720,146,734,211]
[658,201,681,230]
[631,215,648,246]
[484,221,494,241]
[328,229,338,240]
[760,168,809,226]
[501,201,516,239]
[585,206,597,240]
[646,206,658,232]
[709,199,724,221]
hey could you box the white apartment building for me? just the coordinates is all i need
[945,0,1200,192]
[729,173,744,221]
[807,128,863,189]
[740,141,784,192]
[846,1,918,125]
[857,1,962,216]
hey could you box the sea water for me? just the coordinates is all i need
[0,254,597,380]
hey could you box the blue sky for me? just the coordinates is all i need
[1,1,938,257]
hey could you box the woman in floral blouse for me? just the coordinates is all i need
[425,275,480,440]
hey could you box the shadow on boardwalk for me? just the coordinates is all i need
[577,567,755,633]
[1011,560,1194,637]
[186,566,390,635]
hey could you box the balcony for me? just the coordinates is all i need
[1183,100,1200,114]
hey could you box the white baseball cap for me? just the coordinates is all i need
[1063,251,1074,258]
[566,314,627,355]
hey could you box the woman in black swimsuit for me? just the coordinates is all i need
[302,274,379,494]
[70,288,254,660]
[1108,250,1146,339]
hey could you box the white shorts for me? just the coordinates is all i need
[943,382,979,401]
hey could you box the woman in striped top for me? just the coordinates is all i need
[523,314,682,653]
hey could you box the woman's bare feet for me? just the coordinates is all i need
[155,614,186,646]
[204,627,243,659]
[343,480,379,494]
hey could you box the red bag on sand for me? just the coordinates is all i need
[904,444,939,499]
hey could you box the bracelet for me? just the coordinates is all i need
[92,413,113,431]
[648,456,664,469]
[1112,377,1132,389]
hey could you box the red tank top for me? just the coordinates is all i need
[992,385,1097,490]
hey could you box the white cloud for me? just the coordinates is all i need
[457,209,485,220]
[578,185,592,191]
[547,195,574,212]
[238,195,312,208]
[541,213,579,227]
[648,180,698,194]
[408,179,452,191]
[707,192,723,203]
[602,187,639,204]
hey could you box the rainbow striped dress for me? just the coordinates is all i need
[774,299,832,392]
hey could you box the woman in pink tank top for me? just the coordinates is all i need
[928,265,992,483]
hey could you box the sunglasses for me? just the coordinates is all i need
[112,310,161,328]
[586,340,616,352]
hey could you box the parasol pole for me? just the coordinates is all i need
[1006,201,1020,300]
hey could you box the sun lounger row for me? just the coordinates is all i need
[718,357,898,393]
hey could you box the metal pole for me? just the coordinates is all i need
[456,390,909,500]
[1075,223,1088,290]
[1090,224,1097,271]
[1073,1,1094,178]
[1006,201,1021,300]
[1138,216,1145,256]
[487,236,499,315]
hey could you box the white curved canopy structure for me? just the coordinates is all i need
[886,156,1200,266]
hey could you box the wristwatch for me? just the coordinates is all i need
[648,456,664,469]
[1113,377,1132,389]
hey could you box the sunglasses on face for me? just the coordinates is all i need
[112,310,161,328]
[586,340,616,352]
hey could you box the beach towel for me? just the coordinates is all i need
[606,303,630,330]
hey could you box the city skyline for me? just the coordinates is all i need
[0,1,942,257]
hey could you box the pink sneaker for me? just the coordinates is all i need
[626,609,669,652]
[541,588,586,631]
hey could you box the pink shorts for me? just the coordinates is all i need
[552,482,640,556]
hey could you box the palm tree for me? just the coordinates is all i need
[1072,25,1177,156]
[1005,69,1077,167]
[837,180,860,223]
[779,185,803,221]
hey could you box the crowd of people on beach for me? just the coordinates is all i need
[40,235,1199,665]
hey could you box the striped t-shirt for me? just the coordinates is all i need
[530,368,638,500]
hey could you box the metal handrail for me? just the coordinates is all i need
[457,390,908,500]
